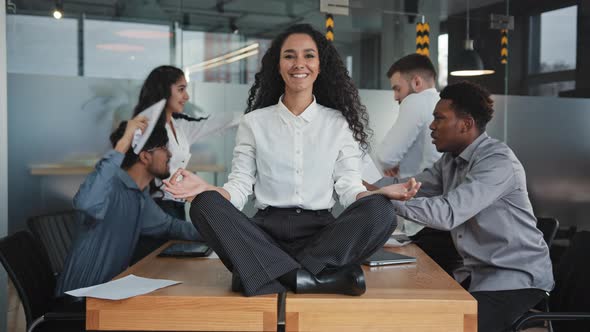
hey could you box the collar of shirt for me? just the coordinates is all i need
[421,87,438,95]
[115,167,149,195]
[277,95,319,124]
[456,132,489,164]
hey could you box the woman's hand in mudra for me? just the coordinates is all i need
[163,168,211,202]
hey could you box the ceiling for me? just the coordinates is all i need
[7,0,508,38]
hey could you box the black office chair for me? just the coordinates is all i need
[27,210,80,275]
[510,217,560,331]
[536,217,559,249]
[512,231,590,331]
[0,231,85,332]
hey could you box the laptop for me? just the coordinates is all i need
[157,242,212,258]
[362,249,416,266]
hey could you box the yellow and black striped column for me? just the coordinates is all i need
[326,14,334,41]
[416,22,430,56]
[500,29,508,64]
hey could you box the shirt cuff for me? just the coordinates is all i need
[373,176,399,188]
[221,184,244,210]
[343,186,367,209]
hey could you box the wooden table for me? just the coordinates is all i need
[86,247,278,331]
[86,243,477,332]
[285,244,477,332]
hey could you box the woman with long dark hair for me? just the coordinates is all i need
[132,65,239,219]
[129,65,239,264]
[164,24,420,297]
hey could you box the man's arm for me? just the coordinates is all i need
[140,196,202,241]
[73,151,122,220]
[370,156,444,198]
[74,116,148,220]
[391,153,516,231]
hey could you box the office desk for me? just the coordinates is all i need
[86,243,476,332]
[86,247,278,331]
[285,244,477,332]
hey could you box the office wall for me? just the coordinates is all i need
[6,74,241,233]
[494,95,590,228]
[6,75,590,233]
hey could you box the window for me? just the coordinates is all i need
[527,5,577,96]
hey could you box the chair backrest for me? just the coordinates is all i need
[537,217,559,248]
[27,210,79,275]
[550,231,590,331]
[0,231,56,326]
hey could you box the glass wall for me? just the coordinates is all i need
[4,0,590,232]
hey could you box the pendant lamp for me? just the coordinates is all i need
[450,0,495,76]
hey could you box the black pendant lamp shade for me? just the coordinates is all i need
[450,40,495,76]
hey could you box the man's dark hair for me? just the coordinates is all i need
[109,121,169,169]
[386,53,437,81]
[439,81,494,132]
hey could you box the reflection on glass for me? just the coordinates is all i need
[7,15,78,76]
[437,33,448,88]
[84,20,170,80]
[539,6,577,73]
[180,30,270,84]
[529,81,575,97]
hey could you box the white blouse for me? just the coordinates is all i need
[223,97,367,211]
[159,112,240,201]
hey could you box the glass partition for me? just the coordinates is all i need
[5,0,590,232]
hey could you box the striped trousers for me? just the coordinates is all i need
[190,191,397,296]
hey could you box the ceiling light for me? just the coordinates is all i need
[230,19,239,35]
[449,0,495,76]
[52,0,63,19]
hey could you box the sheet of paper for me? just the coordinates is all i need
[206,251,219,259]
[65,274,181,300]
[132,99,166,154]
[383,233,412,247]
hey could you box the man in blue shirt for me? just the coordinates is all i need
[56,115,201,296]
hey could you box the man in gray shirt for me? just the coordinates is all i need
[370,81,553,332]
[56,115,201,296]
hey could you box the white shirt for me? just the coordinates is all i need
[377,88,441,236]
[223,97,366,211]
[159,112,241,201]
[377,88,441,178]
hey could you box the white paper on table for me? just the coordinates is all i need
[383,233,413,247]
[206,251,219,259]
[65,274,181,300]
[361,154,383,184]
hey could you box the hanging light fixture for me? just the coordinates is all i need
[52,0,63,19]
[450,0,494,76]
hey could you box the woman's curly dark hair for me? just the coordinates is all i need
[245,24,372,152]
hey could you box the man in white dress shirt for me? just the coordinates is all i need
[378,54,460,275]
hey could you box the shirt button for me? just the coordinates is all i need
[296,209,301,213]
[458,235,463,239]
[296,150,301,154]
